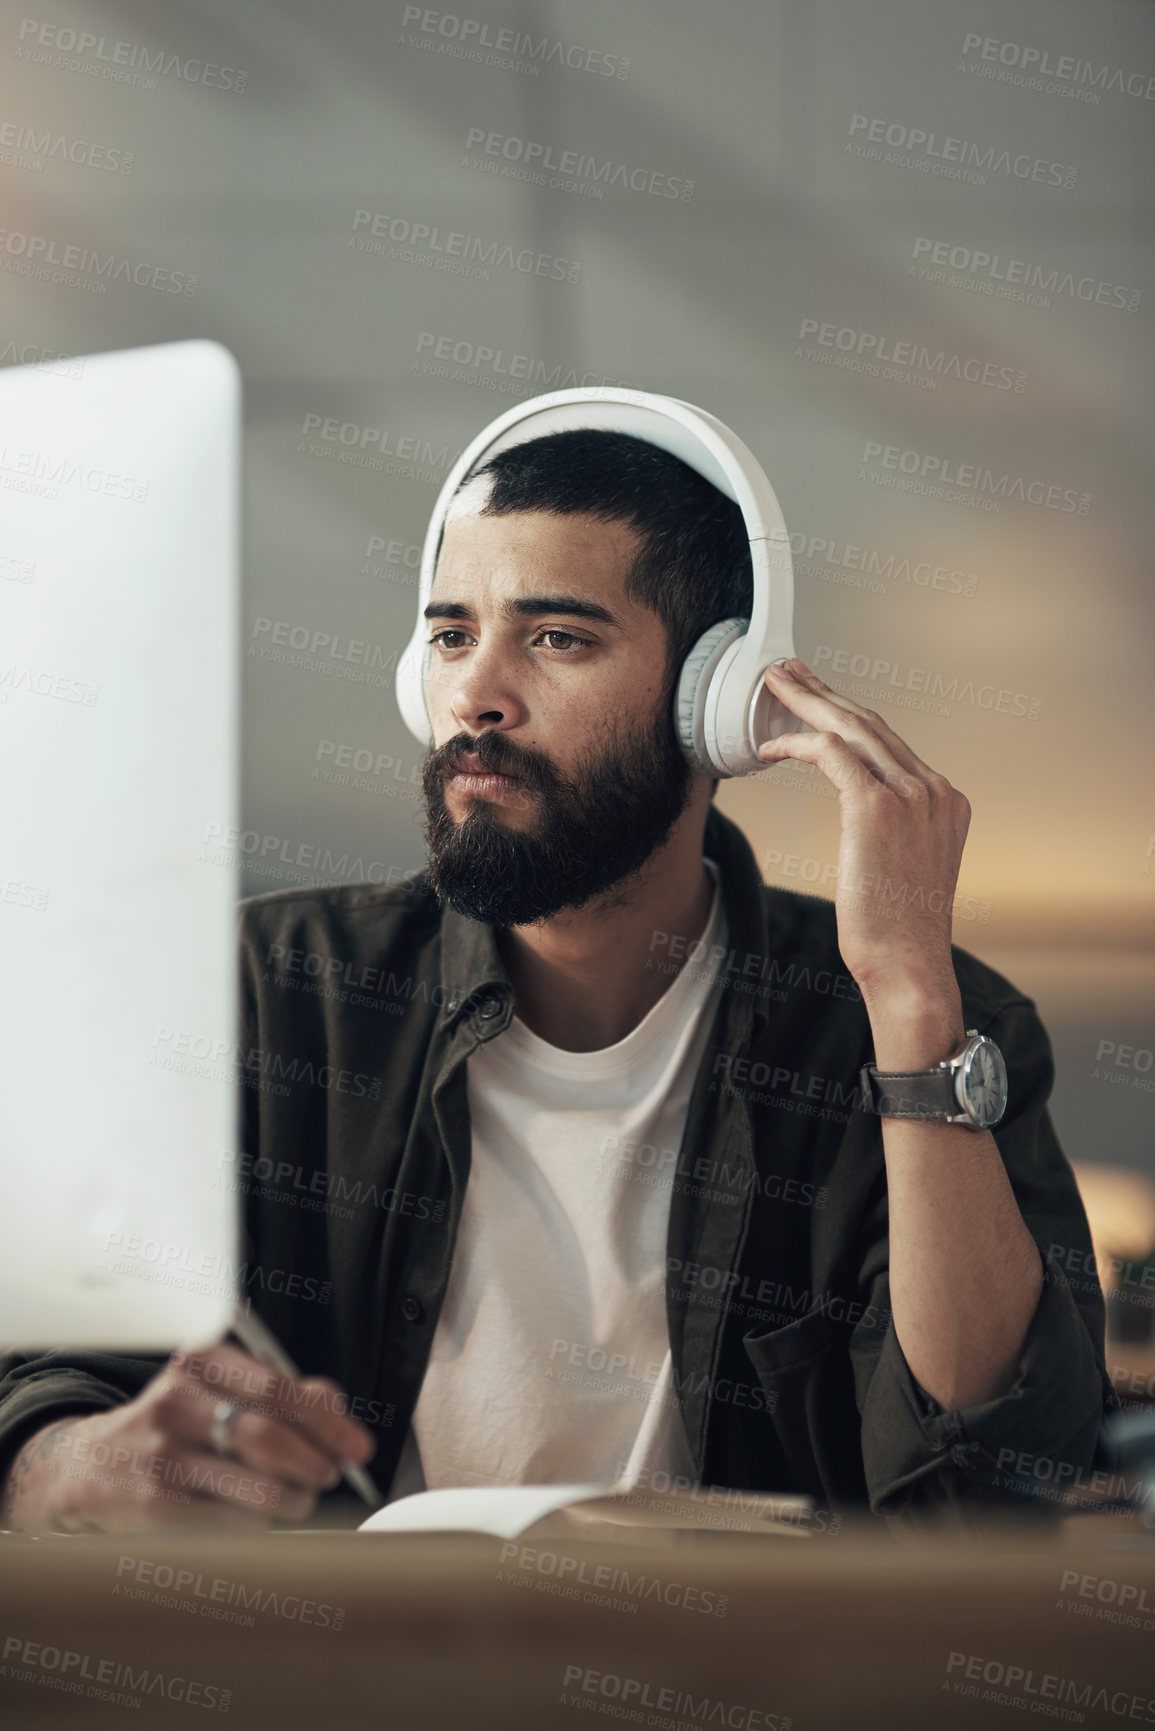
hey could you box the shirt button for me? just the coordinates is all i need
[477,996,501,1020]
[401,1296,424,1324]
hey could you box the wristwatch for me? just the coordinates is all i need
[859,1029,1008,1131]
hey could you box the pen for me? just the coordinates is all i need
[227,1299,381,1510]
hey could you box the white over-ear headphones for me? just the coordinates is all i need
[395,386,804,778]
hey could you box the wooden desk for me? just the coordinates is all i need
[2,1519,1154,1729]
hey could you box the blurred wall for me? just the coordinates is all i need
[3,0,1153,1175]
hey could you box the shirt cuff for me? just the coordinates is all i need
[0,1374,124,1500]
[860,1251,1113,1516]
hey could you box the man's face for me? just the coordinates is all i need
[420,506,698,926]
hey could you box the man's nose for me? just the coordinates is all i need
[444,644,526,734]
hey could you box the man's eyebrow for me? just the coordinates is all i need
[423,594,623,629]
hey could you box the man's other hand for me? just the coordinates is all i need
[0,1341,376,1532]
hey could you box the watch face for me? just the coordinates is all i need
[959,1038,1008,1129]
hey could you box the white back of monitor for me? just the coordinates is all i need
[0,340,240,1347]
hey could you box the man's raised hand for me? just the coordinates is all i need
[757,658,971,1007]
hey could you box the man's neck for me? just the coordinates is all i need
[494,808,716,1053]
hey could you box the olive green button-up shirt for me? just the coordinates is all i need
[0,807,1114,1526]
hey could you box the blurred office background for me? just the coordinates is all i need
[2,0,1152,1223]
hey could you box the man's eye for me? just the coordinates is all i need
[428,628,591,654]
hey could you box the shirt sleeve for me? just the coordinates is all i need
[0,1350,168,1498]
[846,994,1117,1525]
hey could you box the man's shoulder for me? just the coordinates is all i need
[237,870,442,962]
[759,882,843,960]
[758,883,1036,1024]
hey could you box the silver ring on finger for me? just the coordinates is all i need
[210,1399,242,1459]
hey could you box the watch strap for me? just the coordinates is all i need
[858,1061,960,1120]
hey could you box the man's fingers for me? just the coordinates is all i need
[758,725,889,796]
[171,1342,283,1406]
[163,1365,347,1490]
[222,1410,344,1493]
[152,1443,317,1522]
[170,1343,374,1469]
[764,661,935,790]
[272,1375,376,1468]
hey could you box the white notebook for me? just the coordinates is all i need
[358,1480,814,1541]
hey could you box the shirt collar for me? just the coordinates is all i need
[433,803,773,1034]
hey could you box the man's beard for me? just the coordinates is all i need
[421,701,695,927]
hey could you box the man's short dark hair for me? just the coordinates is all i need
[446,429,754,785]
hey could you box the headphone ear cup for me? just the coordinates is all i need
[675,617,747,776]
[396,637,434,748]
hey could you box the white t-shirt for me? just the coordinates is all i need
[386,858,729,1501]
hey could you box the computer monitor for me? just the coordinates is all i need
[0,339,241,1347]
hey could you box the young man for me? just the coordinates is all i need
[0,430,1111,1532]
